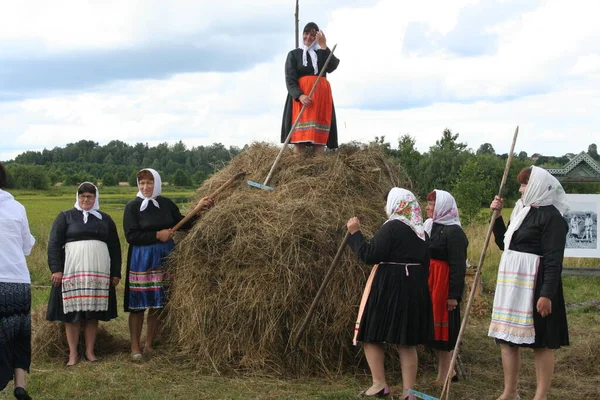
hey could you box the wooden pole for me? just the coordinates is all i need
[293,231,350,348]
[171,171,245,233]
[440,126,519,400]
[295,0,300,49]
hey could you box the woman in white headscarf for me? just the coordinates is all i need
[346,188,432,400]
[489,166,569,400]
[47,182,121,366]
[424,190,468,385]
[123,169,212,360]
[281,21,340,155]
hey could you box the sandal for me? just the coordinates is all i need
[359,385,390,397]
[131,352,143,361]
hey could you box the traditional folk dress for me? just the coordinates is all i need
[488,167,569,348]
[47,185,121,323]
[424,190,468,351]
[349,188,433,346]
[0,189,35,390]
[281,43,340,149]
[123,169,195,312]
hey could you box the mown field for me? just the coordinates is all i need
[2,187,599,399]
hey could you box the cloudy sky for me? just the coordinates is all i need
[1,0,599,162]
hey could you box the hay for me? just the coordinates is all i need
[32,306,129,361]
[164,143,408,375]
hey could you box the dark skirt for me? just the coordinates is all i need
[357,264,433,345]
[124,241,174,312]
[496,274,569,349]
[0,283,31,391]
[46,285,118,323]
[427,259,461,351]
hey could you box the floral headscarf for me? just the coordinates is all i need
[385,187,426,241]
[424,189,461,236]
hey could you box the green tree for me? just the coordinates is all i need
[102,172,117,186]
[173,169,192,186]
[476,143,495,155]
[5,164,50,189]
[453,158,487,225]
[397,134,421,187]
[588,143,599,160]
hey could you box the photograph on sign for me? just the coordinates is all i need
[563,194,599,258]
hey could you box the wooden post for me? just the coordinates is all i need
[295,0,300,49]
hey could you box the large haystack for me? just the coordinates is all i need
[164,143,410,375]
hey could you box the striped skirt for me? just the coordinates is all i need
[0,282,31,391]
[125,241,175,312]
[62,240,111,313]
[488,250,539,344]
[290,75,333,146]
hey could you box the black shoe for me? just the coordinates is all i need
[14,387,32,400]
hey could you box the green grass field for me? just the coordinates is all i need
[3,188,599,399]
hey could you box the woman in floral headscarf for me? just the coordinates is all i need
[424,190,468,385]
[346,188,433,400]
[489,166,569,400]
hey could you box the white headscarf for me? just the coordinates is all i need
[424,189,461,236]
[136,168,162,212]
[504,166,569,250]
[385,187,426,241]
[74,182,102,224]
[301,39,320,75]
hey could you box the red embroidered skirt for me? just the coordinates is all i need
[428,258,460,350]
[290,75,332,145]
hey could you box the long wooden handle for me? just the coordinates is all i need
[293,230,349,348]
[171,171,246,233]
[440,126,519,400]
[263,44,338,187]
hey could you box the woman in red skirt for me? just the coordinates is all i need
[424,190,468,385]
[281,22,340,155]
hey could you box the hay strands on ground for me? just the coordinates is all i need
[247,44,338,192]
[438,125,519,400]
[292,231,350,349]
[171,171,246,233]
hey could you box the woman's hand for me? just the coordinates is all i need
[299,94,312,106]
[197,197,214,213]
[156,229,173,243]
[316,30,327,49]
[51,272,63,287]
[447,299,458,312]
[490,195,503,219]
[537,297,552,317]
[346,217,360,234]
[111,277,120,287]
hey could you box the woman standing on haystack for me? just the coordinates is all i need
[47,182,121,366]
[346,188,433,400]
[489,166,569,400]
[423,189,468,385]
[0,162,35,400]
[123,168,212,361]
[281,21,340,156]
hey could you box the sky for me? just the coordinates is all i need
[1,0,599,162]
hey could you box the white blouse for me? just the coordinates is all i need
[0,189,35,283]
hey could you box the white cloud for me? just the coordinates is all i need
[1,0,599,162]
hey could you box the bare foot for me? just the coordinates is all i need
[66,354,79,366]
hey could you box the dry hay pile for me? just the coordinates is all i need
[164,142,410,375]
[32,306,128,360]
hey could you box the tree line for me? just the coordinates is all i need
[372,130,600,224]
[3,140,242,190]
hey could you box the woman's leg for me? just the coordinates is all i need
[13,368,26,388]
[83,320,99,361]
[436,350,453,384]
[144,309,161,352]
[128,311,144,354]
[399,345,418,396]
[362,342,388,395]
[313,145,326,156]
[497,344,520,399]
[293,143,306,154]
[64,322,80,365]
[532,348,554,400]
